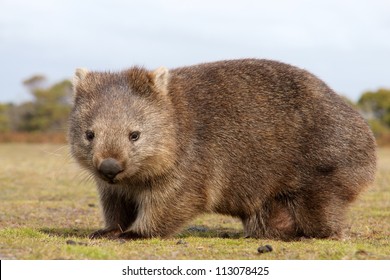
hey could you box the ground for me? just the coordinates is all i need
[0,144,389,259]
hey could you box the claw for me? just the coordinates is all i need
[118,231,144,240]
[89,228,121,239]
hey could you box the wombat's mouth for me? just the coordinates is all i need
[98,175,119,185]
[93,169,120,184]
[95,176,119,185]
[107,179,117,185]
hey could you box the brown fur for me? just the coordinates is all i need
[69,59,376,240]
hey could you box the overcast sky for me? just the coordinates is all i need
[1,0,389,103]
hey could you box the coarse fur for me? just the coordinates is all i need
[69,59,376,240]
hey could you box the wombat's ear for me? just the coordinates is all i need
[152,67,169,93]
[72,68,89,88]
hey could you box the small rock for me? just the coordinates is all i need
[187,226,208,232]
[66,239,88,246]
[66,240,77,245]
[88,203,96,208]
[257,244,273,254]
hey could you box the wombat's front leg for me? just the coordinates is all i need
[90,186,138,239]
[117,193,201,240]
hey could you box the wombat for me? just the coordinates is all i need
[69,59,376,240]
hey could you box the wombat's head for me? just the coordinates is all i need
[69,66,177,184]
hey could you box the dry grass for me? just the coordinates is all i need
[0,132,67,143]
[0,144,389,259]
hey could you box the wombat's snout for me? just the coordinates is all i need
[98,158,124,181]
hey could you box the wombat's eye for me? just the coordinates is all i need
[85,130,95,141]
[129,131,140,142]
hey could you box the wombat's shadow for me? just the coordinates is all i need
[39,226,243,239]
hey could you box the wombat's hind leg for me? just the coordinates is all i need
[267,201,298,240]
[242,199,299,240]
[292,185,347,239]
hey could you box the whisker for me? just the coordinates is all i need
[40,144,69,157]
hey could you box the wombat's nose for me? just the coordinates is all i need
[98,158,123,180]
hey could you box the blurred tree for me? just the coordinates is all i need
[358,88,390,126]
[19,76,72,132]
[358,88,390,138]
[23,75,46,90]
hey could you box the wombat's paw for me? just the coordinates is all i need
[118,231,144,240]
[89,228,121,239]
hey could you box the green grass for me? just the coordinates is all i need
[0,144,389,259]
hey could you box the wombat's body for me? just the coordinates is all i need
[69,59,376,240]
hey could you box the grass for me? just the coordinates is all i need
[0,143,389,260]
